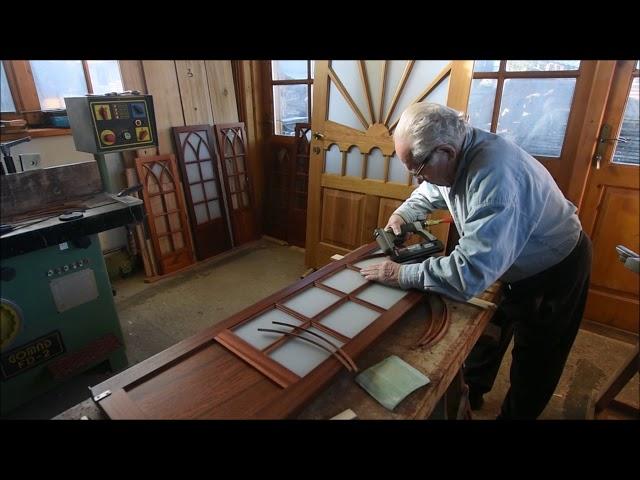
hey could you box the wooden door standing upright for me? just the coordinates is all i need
[288,123,311,247]
[580,60,639,333]
[214,122,259,246]
[172,125,232,260]
[136,154,195,275]
[305,61,474,269]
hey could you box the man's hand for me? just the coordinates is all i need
[360,260,401,287]
[385,214,405,235]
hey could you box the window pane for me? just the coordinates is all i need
[474,60,500,72]
[506,60,580,72]
[1,62,15,112]
[273,84,308,136]
[497,78,576,157]
[613,77,639,165]
[87,60,123,94]
[271,60,308,81]
[30,60,88,110]
[468,78,497,131]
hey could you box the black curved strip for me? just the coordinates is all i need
[271,321,358,372]
[257,328,353,373]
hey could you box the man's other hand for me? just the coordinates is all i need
[360,260,401,287]
[385,214,405,235]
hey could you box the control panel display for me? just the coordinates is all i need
[65,94,158,154]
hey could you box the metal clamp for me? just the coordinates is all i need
[93,390,111,402]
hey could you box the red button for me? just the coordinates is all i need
[104,133,115,143]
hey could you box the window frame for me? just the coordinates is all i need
[471,60,583,161]
[269,60,314,137]
[1,60,122,138]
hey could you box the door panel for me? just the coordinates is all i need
[172,125,232,260]
[580,60,639,333]
[135,154,195,275]
[214,122,259,246]
[306,60,473,268]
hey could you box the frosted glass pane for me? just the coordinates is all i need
[506,60,580,72]
[233,309,303,350]
[1,63,16,112]
[186,163,200,183]
[180,132,197,163]
[321,268,368,293]
[612,77,639,165]
[356,283,408,309]
[365,148,385,179]
[268,326,344,377]
[191,183,204,203]
[234,135,245,154]
[382,61,408,126]
[272,60,308,80]
[332,60,371,125]
[239,175,247,191]
[236,156,245,172]
[31,60,87,110]
[324,144,342,174]
[345,146,362,177]
[468,79,497,132]
[225,157,235,175]
[207,200,221,218]
[194,203,208,224]
[229,176,237,192]
[319,301,380,338]
[353,255,390,269]
[282,286,341,318]
[200,160,214,180]
[204,181,217,199]
[424,76,450,107]
[197,138,211,160]
[474,60,500,72]
[242,191,249,206]
[365,60,384,123]
[388,60,450,128]
[86,60,123,94]
[497,78,576,157]
[328,78,364,131]
[388,152,408,183]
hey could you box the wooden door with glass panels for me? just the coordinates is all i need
[306,60,474,268]
[214,122,259,246]
[580,60,639,333]
[135,154,195,275]
[89,242,423,419]
[172,125,232,261]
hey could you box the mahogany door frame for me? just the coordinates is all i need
[172,125,232,260]
[90,241,425,419]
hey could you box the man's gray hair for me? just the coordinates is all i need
[394,102,468,161]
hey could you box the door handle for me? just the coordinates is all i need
[312,132,324,140]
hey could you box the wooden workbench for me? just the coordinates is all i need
[54,281,500,420]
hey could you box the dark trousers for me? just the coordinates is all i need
[463,232,593,419]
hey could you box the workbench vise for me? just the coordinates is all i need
[374,220,444,263]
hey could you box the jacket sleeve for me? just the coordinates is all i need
[397,200,533,301]
[392,182,448,224]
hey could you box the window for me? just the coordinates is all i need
[1,60,123,129]
[467,60,581,158]
[271,61,314,136]
[612,62,639,165]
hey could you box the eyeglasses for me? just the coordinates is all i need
[408,147,438,177]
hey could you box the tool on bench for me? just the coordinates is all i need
[374,219,448,263]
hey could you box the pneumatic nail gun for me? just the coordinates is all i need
[374,220,444,263]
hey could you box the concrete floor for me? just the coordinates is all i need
[3,238,638,419]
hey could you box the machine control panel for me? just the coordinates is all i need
[65,94,158,154]
[46,258,90,278]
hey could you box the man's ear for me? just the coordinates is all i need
[439,144,458,160]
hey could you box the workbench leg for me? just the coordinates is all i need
[429,369,472,420]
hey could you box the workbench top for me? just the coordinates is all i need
[54,283,501,420]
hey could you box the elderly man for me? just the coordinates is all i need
[360,102,592,419]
